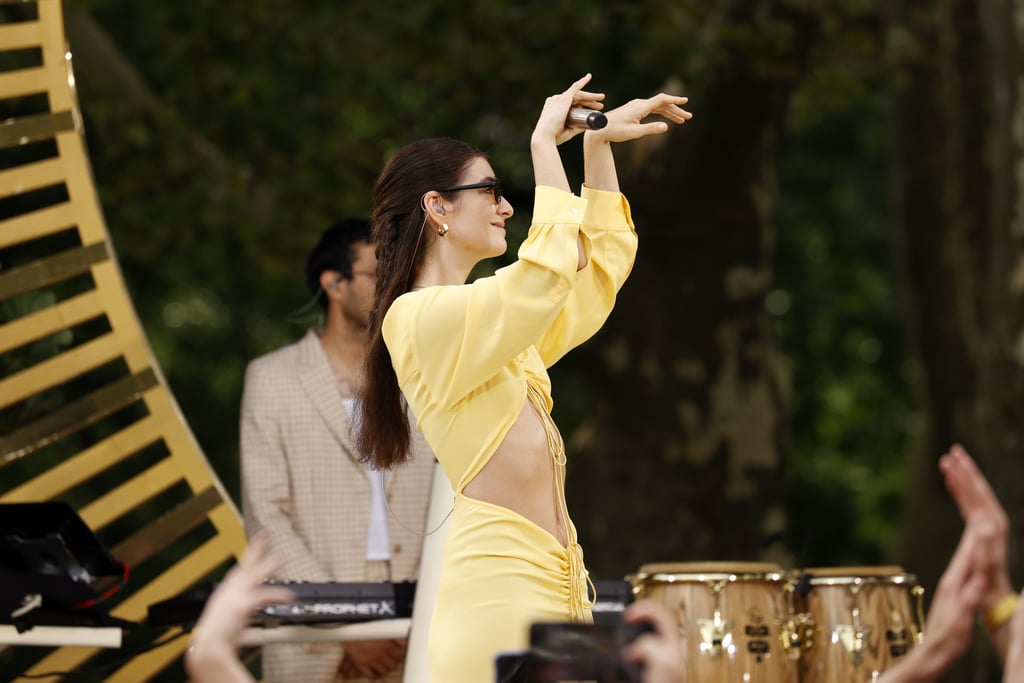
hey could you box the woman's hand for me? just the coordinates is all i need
[940,444,1015,658]
[877,521,992,683]
[531,73,606,147]
[185,534,294,683]
[337,639,407,679]
[532,74,604,189]
[586,93,692,144]
[192,534,294,649]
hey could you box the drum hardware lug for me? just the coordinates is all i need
[783,571,815,656]
[698,580,733,660]
[835,588,871,664]
[836,623,872,664]
[911,584,926,644]
[885,609,913,658]
[697,607,733,660]
[783,611,816,657]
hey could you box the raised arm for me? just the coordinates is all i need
[940,444,1015,660]
[532,90,693,365]
[386,187,591,407]
[531,73,606,271]
[878,443,1013,683]
[532,187,637,366]
[530,73,606,192]
[583,92,692,192]
[1003,589,1024,682]
[877,521,993,683]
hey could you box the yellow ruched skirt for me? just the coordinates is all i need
[428,493,592,683]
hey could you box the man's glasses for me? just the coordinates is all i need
[438,178,503,205]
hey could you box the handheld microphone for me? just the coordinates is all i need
[566,107,608,130]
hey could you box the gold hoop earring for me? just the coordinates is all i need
[437,223,449,237]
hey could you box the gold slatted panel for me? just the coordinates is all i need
[0,1,246,680]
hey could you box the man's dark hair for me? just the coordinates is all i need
[304,218,372,307]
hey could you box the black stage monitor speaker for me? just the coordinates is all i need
[0,501,125,627]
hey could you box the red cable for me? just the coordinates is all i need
[71,562,130,610]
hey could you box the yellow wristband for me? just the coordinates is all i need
[985,593,1020,630]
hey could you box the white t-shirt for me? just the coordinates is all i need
[340,396,391,562]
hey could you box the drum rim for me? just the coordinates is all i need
[801,565,906,576]
[628,561,786,585]
[802,571,919,586]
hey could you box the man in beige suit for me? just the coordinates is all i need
[240,219,434,682]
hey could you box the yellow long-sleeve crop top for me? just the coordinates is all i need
[382,185,637,492]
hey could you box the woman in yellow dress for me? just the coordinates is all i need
[357,74,691,682]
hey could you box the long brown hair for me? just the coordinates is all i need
[358,137,484,469]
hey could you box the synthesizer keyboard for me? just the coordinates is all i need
[147,580,415,628]
[254,580,415,626]
[148,578,631,628]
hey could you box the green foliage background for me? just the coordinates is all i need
[66,0,919,568]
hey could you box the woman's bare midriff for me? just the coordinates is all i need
[462,396,567,547]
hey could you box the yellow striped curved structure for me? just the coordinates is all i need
[0,1,246,679]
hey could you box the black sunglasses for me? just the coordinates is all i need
[438,179,503,205]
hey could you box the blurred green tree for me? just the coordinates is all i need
[46,3,1024,680]
[61,0,912,566]
[889,1,1024,681]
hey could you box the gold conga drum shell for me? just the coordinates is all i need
[630,562,797,683]
[796,566,922,683]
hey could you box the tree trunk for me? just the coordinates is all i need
[895,1,1024,681]
[563,4,816,578]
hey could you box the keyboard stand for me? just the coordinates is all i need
[238,617,410,646]
[0,625,123,648]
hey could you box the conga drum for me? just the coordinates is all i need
[794,566,923,683]
[628,562,798,683]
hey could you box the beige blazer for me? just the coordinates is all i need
[240,330,434,683]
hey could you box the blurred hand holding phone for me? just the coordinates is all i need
[496,620,655,683]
